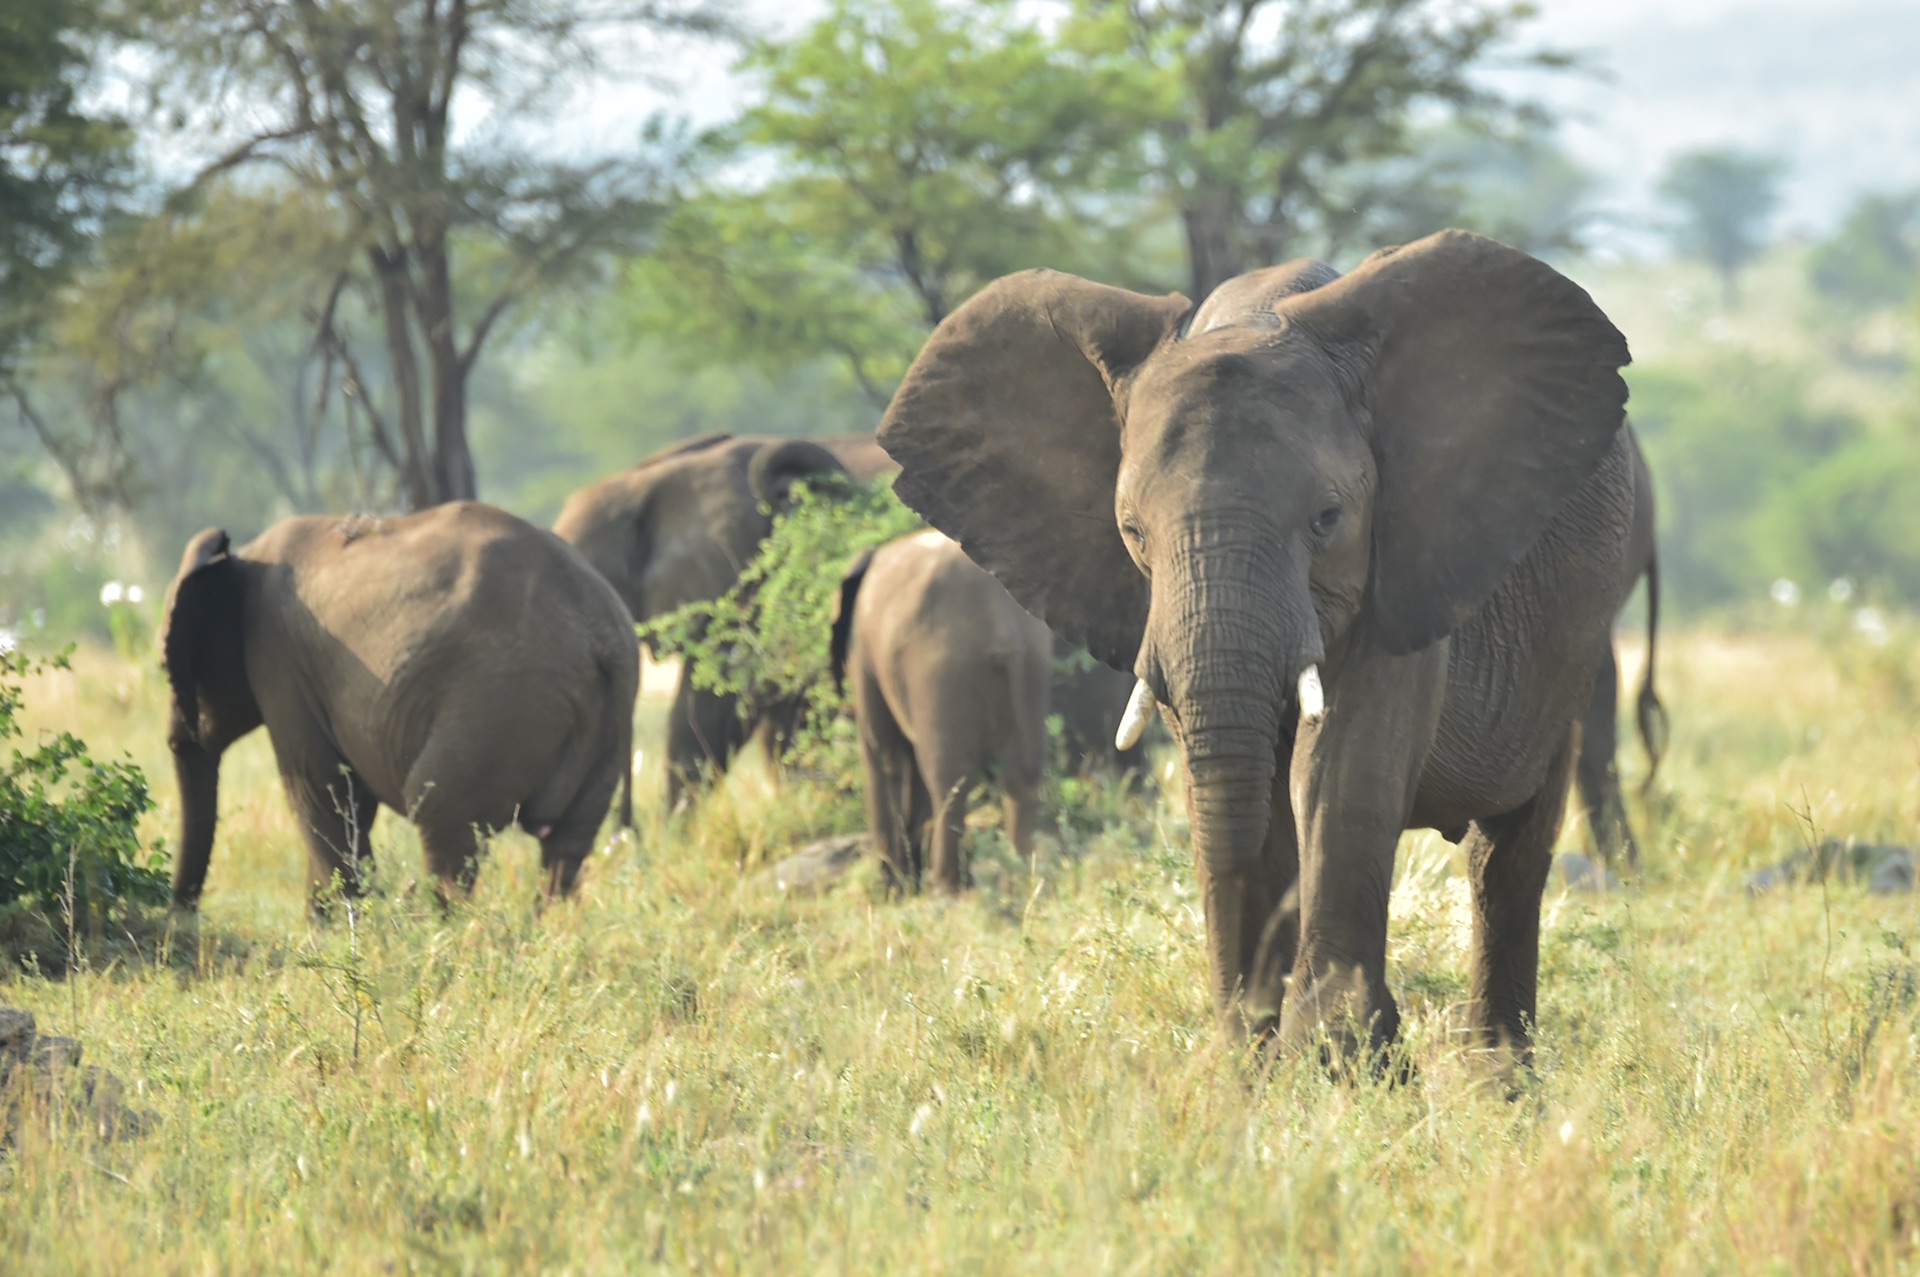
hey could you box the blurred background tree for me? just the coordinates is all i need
[117,0,725,508]
[1092,0,1576,298]
[1658,148,1783,306]
[628,0,1155,405]
[1807,190,1920,312]
[1,0,1919,643]
[1,0,131,501]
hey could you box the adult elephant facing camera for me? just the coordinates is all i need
[162,504,639,910]
[879,231,1635,1060]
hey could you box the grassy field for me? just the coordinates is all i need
[2,625,1918,1274]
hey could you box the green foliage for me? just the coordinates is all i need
[1807,189,1920,311]
[1629,356,1866,609]
[1342,121,1597,262]
[642,477,924,775]
[628,0,1150,401]
[0,0,131,377]
[1657,148,1784,303]
[1098,0,1570,295]
[0,648,168,931]
[1755,431,1920,604]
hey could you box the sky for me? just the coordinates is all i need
[546,0,1920,255]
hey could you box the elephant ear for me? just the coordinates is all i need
[1276,230,1631,656]
[828,549,876,693]
[878,269,1191,671]
[748,439,849,513]
[160,528,248,747]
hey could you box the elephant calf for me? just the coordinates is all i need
[161,504,639,908]
[830,530,1053,893]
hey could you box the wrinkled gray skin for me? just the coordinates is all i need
[552,434,861,806]
[1575,443,1667,869]
[879,231,1636,1060]
[161,504,639,909]
[831,531,1054,893]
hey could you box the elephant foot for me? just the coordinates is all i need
[1272,966,1404,1080]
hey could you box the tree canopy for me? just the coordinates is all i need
[118,0,723,507]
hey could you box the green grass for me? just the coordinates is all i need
[2,632,1918,1273]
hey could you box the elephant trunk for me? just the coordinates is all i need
[171,740,221,909]
[1159,537,1318,880]
[1156,540,1320,1021]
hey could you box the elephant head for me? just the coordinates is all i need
[160,528,263,907]
[747,438,853,513]
[879,230,1628,904]
[553,434,850,630]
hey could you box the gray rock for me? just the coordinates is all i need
[0,1007,33,1063]
[762,835,867,896]
[1555,852,1620,893]
[1,1006,150,1143]
[31,1035,81,1070]
[1868,849,1915,895]
[1746,839,1915,896]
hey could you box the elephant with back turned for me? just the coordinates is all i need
[552,433,860,806]
[879,231,1637,1060]
[161,504,639,909]
[830,530,1054,892]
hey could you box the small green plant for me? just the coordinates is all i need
[0,648,170,937]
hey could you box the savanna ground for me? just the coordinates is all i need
[3,621,1918,1274]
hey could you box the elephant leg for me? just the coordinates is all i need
[1465,733,1576,1059]
[285,759,380,912]
[1277,651,1442,1057]
[532,753,624,901]
[1003,778,1042,861]
[855,667,919,893]
[904,766,933,891]
[1576,644,1639,869]
[416,815,483,904]
[923,764,975,895]
[665,661,748,809]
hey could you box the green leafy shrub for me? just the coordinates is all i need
[643,477,924,801]
[0,649,170,933]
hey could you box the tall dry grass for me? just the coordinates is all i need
[1,625,1916,1274]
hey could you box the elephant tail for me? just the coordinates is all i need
[1635,547,1670,797]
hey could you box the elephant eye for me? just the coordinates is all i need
[1310,505,1343,537]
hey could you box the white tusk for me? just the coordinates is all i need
[1297,665,1325,725]
[1115,678,1157,751]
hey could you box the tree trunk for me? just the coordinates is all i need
[1182,201,1245,302]
[420,232,476,502]
[370,247,435,510]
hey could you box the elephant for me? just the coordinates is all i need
[1573,439,1668,869]
[829,529,1053,892]
[552,433,858,806]
[160,503,639,909]
[877,230,1636,1060]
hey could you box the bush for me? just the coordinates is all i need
[643,477,925,793]
[0,648,169,936]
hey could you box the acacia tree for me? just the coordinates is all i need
[131,0,721,507]
[1095,0,1572,297]
[630,0,1150,404]
[1,0,131,495]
